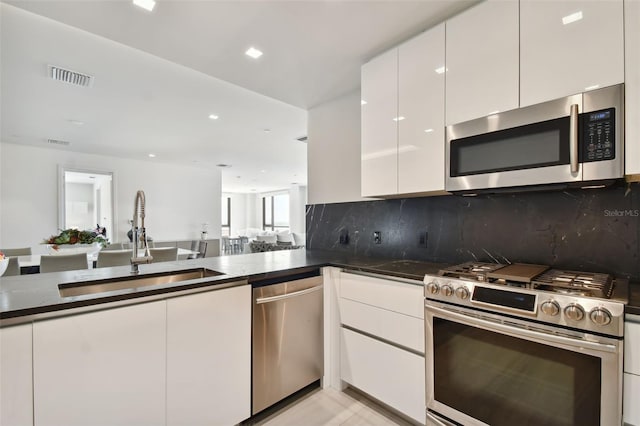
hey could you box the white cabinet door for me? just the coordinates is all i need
[626,316,640,375]
[625,0,640,176]
[167,286,251,426]
[520,0,624,107]
[1,324,33,426]
[341,328,425,424]
[624,372,640,426]
[361,48,398,197]
[398,23,446,194]
[445,0,519,125]
[33,301,166,426]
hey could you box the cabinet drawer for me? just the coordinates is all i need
[340,298,424,353]
[624,372,640,426]
[625,315,640,375]
[340,272,423,319]
[340,328,425,424]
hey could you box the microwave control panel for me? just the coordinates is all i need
[582,108,615,162]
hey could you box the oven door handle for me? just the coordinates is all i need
[426,304,619,353]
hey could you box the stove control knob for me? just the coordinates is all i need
[589,307,612,326]
[426,281,440,295]
[455,286,470,300]
[564,304,585,321]
[441,284,454,297]
[540,301,560,316]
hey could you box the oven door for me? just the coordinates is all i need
[425,302,622,426]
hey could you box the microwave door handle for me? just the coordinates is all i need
[570,103,579,173]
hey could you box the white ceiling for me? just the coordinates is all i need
[1,0,477,193]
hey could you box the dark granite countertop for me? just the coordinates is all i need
[627,283,640,316]
[0,249,445,325]
[2,249,638,323]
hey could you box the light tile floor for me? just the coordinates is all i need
[244,386,416,426]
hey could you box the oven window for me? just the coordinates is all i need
[433,318,601,426]
[450,116,570,177]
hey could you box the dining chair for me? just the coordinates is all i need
[1,247,32,256]
[221,236,232,254]
[149,247,178,263]
[4,257,21,276]
[96,250,131,268]
[188,240,208,259]
[40,253,88,273]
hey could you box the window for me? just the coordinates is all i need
[263,193,289,231]
[221,196,231,236]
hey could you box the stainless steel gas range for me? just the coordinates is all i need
[423,262,628,426]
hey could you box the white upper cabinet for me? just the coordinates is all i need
[520,0,624,107]
[361,48,398,197]
[625,0,640,176]
[398,23,446,194]
[445,0,519,125]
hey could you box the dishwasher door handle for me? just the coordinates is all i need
[255,285,322,304]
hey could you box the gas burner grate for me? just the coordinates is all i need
[439,261,505,281]
[532,269,614,299]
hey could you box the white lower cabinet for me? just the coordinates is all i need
[337,272,426,424]
[33,301,167,426]
[625,315,640,425]
[167,285,251,426]
[0,323,33,426]
[341,328,425,424]
[624,373,640,426]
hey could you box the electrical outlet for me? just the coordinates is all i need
[373,231,382,244]
[339,229,349,245]
[419,231,428,248]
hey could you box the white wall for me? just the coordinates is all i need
[289,184,307,234]
[0,143,221,252]
[307,89,368,205]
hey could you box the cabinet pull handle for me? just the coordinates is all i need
[570,103,579,174]
[255,285,322,304]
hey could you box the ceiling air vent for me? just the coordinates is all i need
[47,139,71,146]
[48,65,94,88]
[296,136,308,143]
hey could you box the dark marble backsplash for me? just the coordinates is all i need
[306,183,640,281]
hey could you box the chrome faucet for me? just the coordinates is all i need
[130,190,153,274]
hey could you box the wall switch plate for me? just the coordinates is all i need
[373,231,381,244]
[419,231,428,248]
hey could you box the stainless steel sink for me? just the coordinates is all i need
[58,268,224,298]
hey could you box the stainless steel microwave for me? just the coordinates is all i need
[445,84,624,194]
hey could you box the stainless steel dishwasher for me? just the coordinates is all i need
[252,270,323,415]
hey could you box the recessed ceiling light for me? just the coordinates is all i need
[148,153,156,158]
[424,128,434,133]
[393,116,405,122]
[245,47,263,59]
[562,11,583,25]
[208,114,219,120]
[133,0,155,12]
[260,170,267,173]
[434,66,448,74]
[263,129,271,133]
[68,119,84,126]
[361,100,367,105]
